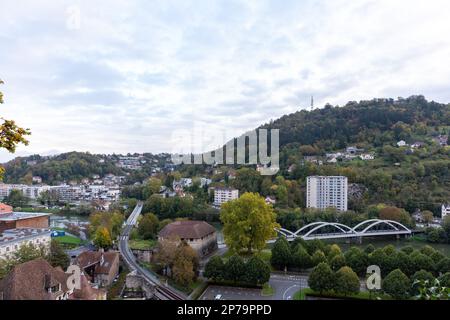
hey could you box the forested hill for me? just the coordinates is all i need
[260,95,450,152]
[1,152,125,185]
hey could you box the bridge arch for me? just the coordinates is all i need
[352,219,411,234]
[300,222,357,238]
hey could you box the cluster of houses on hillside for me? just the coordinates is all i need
[397,135,448,150]
[0,174,126,209]
[0,202,120,300]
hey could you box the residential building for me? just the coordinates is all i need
[74,251,120,287]
[0,228,52,259]
[442,204,450,219]
[32,176,42,184]
[434,135,448,147]
[0,203,12,215]
[0,258,105,300]
[359,154,375,160]
[306,176,348,212]
[158,220,217,257]
[397,140,407,147]
[214,187,239,206]
[0,211,50,233]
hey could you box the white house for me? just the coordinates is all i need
[442,204,450,219]
[359,154,375,161]
[397,140,407,147]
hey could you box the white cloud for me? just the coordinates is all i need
[1,0,450,162]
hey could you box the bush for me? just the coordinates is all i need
[308,263,335,294]
[411,270,435,295]
[311,250,327,266]
[437,272,450,287]
[292,245,313,270]
[382,269,410,299]
[204,256,224,281]
[436,258,450,275]
[334,266,360,296]
[270,237,292,270]
[345,247,368,276]
[330,254,346,272]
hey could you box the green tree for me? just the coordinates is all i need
[47,240,70,270]
[330,254,347,272]
[204,256,225,281]
[394,251,414,276]
[345,247,368,276]
[442,216,450,240]
[244,256,271,286]
[292,245,313,270]
[270,237,291,270]
[312,250,327,266]
[364,244,375,255]
[225,255,246,284]
[143,178,162,199]
[382,269,411,299]
[327,244,342,260]
[438,272,450,287]
[308,262,335,294]
[411,270,435,295]
[411,253,434,274]
[221,193,280,254]
[4,189,29,208]
[138,213,159,240]
[334,266,360,296]
[231,168,262,193]
[172,243,198,287]
[436,258,450,275]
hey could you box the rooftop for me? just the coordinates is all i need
[159,220,216,240]
[0,228,51,245]
[0,211,50,222]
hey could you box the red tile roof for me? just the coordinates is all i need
[0,203,13,215]
[158,220,216,239]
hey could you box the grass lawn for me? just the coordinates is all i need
[54,235,83,248]
[261,283,275,297]
[129,239,156,250]
[293,288,392,300]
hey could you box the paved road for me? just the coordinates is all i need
[269,274,309,300]
[118,202,186,300]
[199,274,309,300]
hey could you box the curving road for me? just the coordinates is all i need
[118,202,187,300]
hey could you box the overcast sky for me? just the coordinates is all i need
[1,0,450,162]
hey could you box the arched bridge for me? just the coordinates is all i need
[276,219,412,241]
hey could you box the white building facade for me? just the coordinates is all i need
[0,228,52,259]
[214,188,239,206]
[307,176,348,212]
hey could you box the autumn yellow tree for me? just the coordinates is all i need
[220,192,280,254]
[0,80,31,178]
[93,226,112,249]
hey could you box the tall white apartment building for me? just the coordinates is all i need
[306,176,348,212]
[214,188,239,206]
